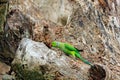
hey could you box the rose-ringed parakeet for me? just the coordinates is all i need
[51,41,93,66]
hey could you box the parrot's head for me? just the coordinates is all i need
[51,41,58,47]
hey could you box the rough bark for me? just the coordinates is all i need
[0,0,120,80]
[0,2,33,64]
[12,38,91,80]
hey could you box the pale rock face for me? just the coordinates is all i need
[38,0,73,26]
[10,0,73,26]
[12,38,57,69]
[12,38,90,80]
[9,0,120,79]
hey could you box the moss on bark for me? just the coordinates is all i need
[12,64,45,80]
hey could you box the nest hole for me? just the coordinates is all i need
[89,64,106,80]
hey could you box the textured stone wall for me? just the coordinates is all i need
[0,0,119,80]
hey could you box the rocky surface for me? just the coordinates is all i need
[12,38,91,80]
[0,8,34,65]
[0,0,120,80]
[0,62,10,80]
[9,0,73,26]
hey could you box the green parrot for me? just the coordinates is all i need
[51,41,93,66]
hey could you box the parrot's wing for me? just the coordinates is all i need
[64,43,78,51]
[76,49,84,52]
[64,43,83,52]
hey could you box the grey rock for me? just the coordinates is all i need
[2,74,15,80]
[12,38,91,80]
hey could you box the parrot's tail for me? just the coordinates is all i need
[82,59,93,66]
[76,53,93,66]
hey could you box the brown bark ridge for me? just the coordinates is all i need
[0,0,120,80]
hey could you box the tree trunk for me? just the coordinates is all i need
[0,0,120,80]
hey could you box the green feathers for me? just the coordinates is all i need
[51,41,58,47]
[51,41,93,66]
[52,41,78,51]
